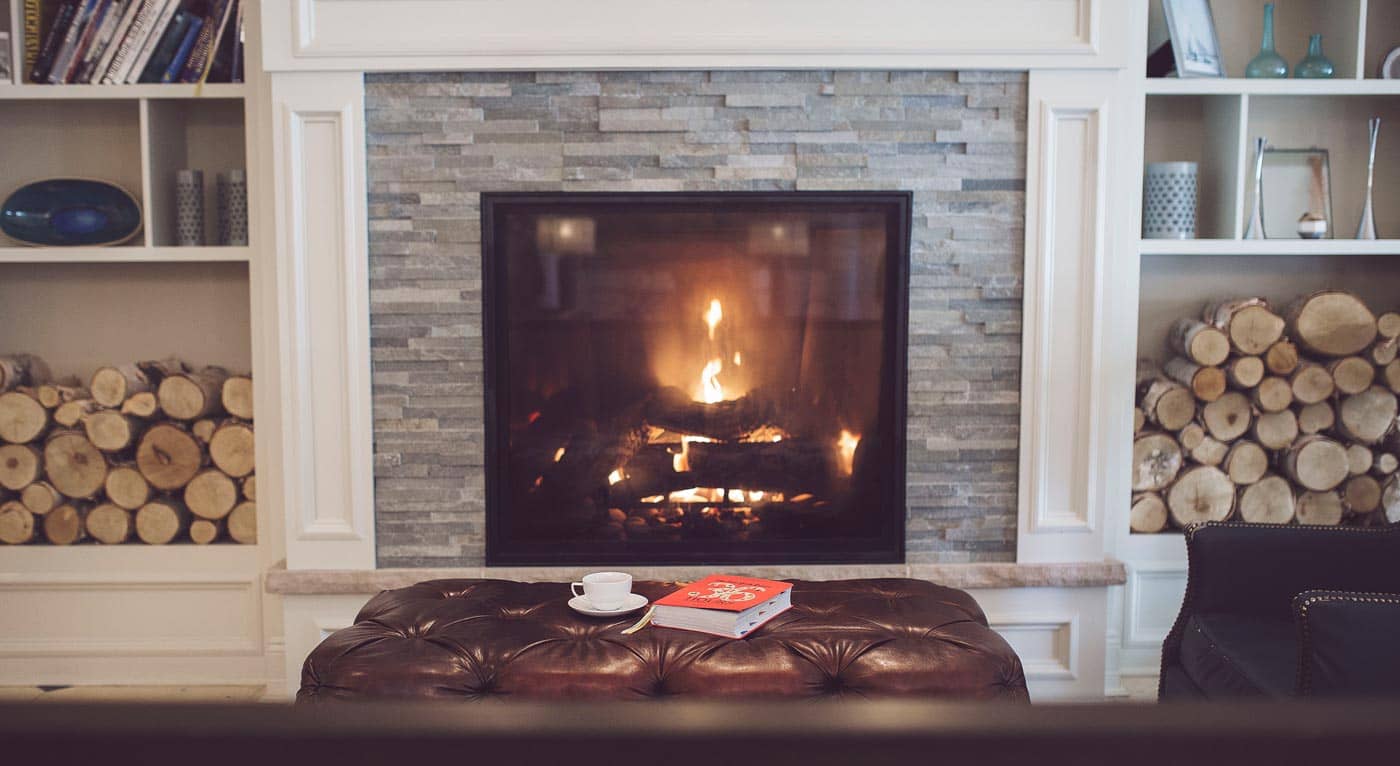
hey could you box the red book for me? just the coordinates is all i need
[652,575,793,638]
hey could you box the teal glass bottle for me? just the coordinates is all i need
[1295,34,1335,78]
[1246,3,1290,78]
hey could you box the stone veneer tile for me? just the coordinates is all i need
[365,70,1026,567]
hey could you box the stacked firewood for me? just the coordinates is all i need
[0,355,256,545]
[1133,291,1400,532]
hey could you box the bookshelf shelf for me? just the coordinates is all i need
[1144,78,1400,97]
[0,245,250,263]
[0,82,247,99]
[1138,239,1400,256]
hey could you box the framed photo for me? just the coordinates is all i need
[1163,0,1226,78]
[1261,148,1333,239]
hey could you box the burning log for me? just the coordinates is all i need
[643,386,789,441]
[685,439,834,494]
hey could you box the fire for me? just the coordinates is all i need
[704,299,723,340]
[700,358,724,404]
[553,447,566,462]
[733,351,742,366]
[608,469,624,485]
[837,430,860,476]
[672,435,712,473]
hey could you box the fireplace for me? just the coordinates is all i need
[483,192,910,565]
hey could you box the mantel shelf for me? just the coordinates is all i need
[1139,239,1400,256]
[1144,79,1400,97]
[0,246,251,264]
[0,84,248,101]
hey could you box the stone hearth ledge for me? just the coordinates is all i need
[265,561,1125,595]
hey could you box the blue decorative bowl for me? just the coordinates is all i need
[1,179,143,247]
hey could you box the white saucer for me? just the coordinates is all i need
[568,593,648,617]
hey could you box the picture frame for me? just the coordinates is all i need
[1260,148,1333,239]
[1163,0,1226,78]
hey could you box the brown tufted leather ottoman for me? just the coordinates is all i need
[298,578,1028,702]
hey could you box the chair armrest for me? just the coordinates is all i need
[1294,590,1400,696]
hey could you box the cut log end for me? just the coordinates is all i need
[227,501,256,544]
[1130,493,1168,534]
[1167,466,1235,527]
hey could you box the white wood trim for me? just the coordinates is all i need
[1017,70,1115,560]
[988,613,1079,680]
[261,0,1124,72]
[271,72,376,568]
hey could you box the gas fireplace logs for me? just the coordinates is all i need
[1135,290,1400,533]
[0,354,256,545]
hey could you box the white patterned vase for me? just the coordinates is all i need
[217,170,249,246]
[175,169,205,246]
[1142,162,1198,239]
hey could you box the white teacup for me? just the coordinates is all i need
[571,571,632,611]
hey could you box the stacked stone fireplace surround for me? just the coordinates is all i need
[365,70,1027,568]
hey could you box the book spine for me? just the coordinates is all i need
[192,0,234,83]
[23,0,42,75]
[75,0,127,83]
[46,0,98,84]
[136,9,188,83]
[228,0,242,82]
[93,0,144,81]
[176,6,218,83]
[160,17,202,83]
[102,0,155,83]
[123,0,178,84]
[30,1,79,83]
[62,0,114,83]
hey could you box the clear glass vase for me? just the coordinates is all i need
[1295,34,1335,78]
[1246,3,1290,78]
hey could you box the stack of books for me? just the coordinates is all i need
[23,0,244,85]
[652,575,794,638]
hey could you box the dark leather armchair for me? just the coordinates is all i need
[1159,522,1400,699]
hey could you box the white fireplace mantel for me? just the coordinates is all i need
[255,0,1146,700]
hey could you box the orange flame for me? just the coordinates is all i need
[837,430,860,476]
[704,298,723,340]
[608,469,624,485]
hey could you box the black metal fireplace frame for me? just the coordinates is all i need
[481,191,911,566]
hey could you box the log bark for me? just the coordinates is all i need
[1286,290,1378,357]
[90,364,152,408]
[643,386,787,441]
[208,422,254,478]
[43,502,88,545]
[1282,435,1351,492]
[1133,407,1146,434]
[221,376,254,420]
[0,390,49,443]
[20,481,64,515]
[1202,392,1252,442]
[184,468,238,520]
[0,500,36,544]
[1343,474,1383,514]
[1330,356,1376,395]
[1251,376,1293,413]
[83,411,139,453]
[1384,476,1400,524]
[1347,444,1375,476]
[104,464,152,511]
[120,392,159,419]
[1253,410,1300,451]
[0,443,41,491]
[86,503,132,544]
[1225,356,1266,389]
[1132,433,1183,492]
[157,367,230,421]
[43,431,108,499]
[684,439,834,494]
[1203,298,1286,355]
[53,399,99,428]
[1238,475,1296,524]
[135,499,189,545]
[1290,363,1335,405]
[1164,357,1226,402]
[1297,401,1336,435]
[1224,440,1269,486]
[1265,340,1300,376]
[1130,492,1168,534]
[189,518,221,545]
[1141,379,1196,431]
[1169,319,1231,366]
[136,423,203,491]
[1167,466,1235,527]
[227,501,256,544]
[0,354,51,392]
[1298,490,1345,526]
[1337,387,1399,445]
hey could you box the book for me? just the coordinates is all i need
[159,16,203,83]
[652,575,793,638]
[62,0,115,82]
[122,0,180,83]
[188,0,235,83]
[102,0,159,83]
[207,0,241,83]
[137,9,192,83]
[30,0,79,83]
[74,0,127,83]
[91,0,145,82]
[46,0,99,84]
[176,0,221,83]
[22,0,42,76]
